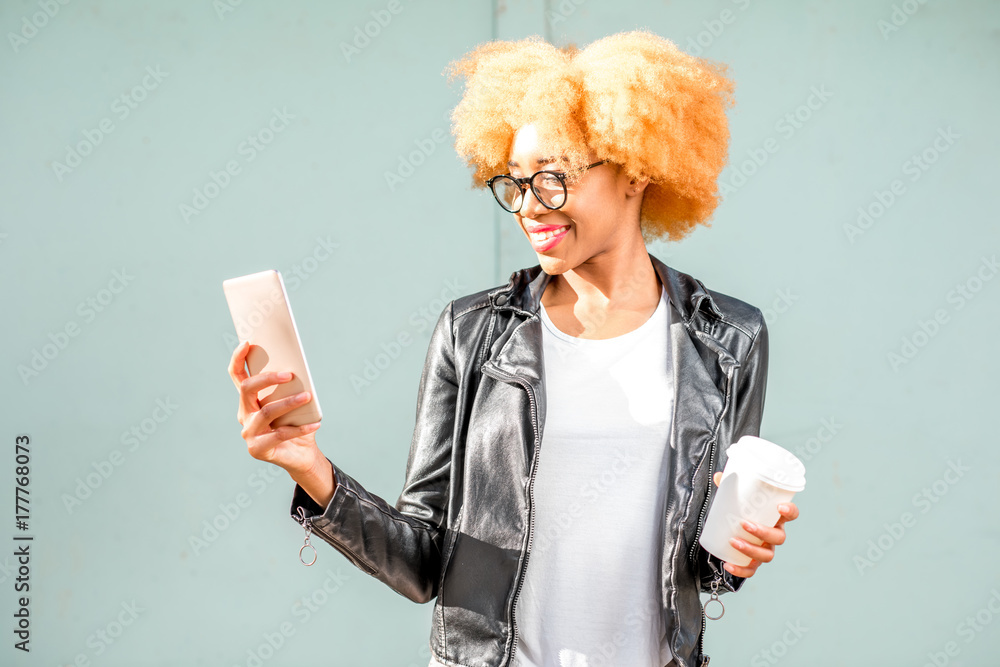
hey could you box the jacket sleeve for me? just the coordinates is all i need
[288,301,458,603]
[698,315,769,594]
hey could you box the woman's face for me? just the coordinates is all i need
[506,123,645,276]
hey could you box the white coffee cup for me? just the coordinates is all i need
[698,435,806,567]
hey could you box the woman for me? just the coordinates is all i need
[228,30,799,667]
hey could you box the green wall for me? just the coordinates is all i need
[1,0,998,664]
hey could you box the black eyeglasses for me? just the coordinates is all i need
[486,160,607,213]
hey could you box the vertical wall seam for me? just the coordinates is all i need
[492,0,501,286]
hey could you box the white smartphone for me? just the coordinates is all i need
[222,269,322,428]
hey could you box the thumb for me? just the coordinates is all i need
[713,471,722,488]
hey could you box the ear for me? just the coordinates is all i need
[627,175,651,197]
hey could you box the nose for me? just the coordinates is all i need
[517,183,549,218]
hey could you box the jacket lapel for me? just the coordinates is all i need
[481,267,552,462]
[653,256,730,460]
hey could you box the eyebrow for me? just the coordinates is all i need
[507,156,565,168]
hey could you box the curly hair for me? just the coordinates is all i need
[444,30,737,243]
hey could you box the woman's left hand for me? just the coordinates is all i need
[712,471,800,578]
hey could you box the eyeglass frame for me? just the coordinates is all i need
[485,160,608,213]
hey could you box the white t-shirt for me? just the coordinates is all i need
[430,285,674,667]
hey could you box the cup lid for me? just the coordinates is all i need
[728,435,806,492]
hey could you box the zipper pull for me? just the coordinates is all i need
[296,506,318,566]
[703,571,725,620]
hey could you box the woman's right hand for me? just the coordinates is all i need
[228,340,324,478]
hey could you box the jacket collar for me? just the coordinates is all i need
[487,252,722,325]
[481,250,730,471]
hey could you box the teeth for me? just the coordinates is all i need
[528,226,568,242]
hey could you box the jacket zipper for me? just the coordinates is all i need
[681,433,716,667]
[688,362,736,664]
[687,437,718,564]
[688,358,737,564]
[481,363,539,667]
[293,506,378,576]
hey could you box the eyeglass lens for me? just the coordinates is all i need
[494,173,567,212]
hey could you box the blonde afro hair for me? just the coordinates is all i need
[444,30,737,243]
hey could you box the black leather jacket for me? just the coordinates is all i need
[290,253,769,667]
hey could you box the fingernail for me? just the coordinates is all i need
[277,371,292,380]
[743,520,757,532]
[298,391,311,401]
[778,504,789,513]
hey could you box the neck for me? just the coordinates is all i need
[545,242,660,309]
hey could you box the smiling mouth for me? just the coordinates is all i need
[526,225,570,244]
